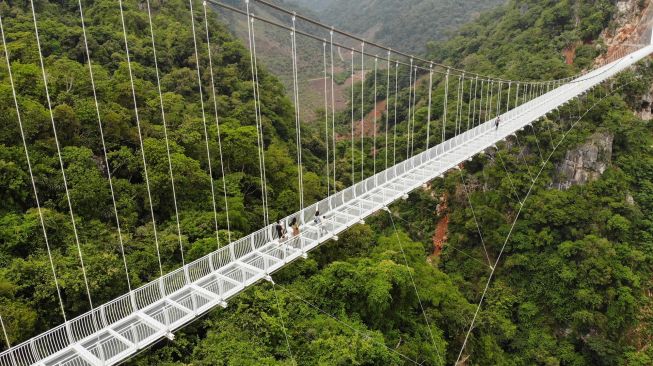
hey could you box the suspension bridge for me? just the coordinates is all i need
[0,0,652,365]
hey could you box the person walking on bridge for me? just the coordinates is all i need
[275,220,284,240]
[495,115,501,130]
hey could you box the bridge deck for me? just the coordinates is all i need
[3,45,652,366]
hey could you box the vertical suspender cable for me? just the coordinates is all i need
[0,13,69,334]
[455,74,463,135]
[384,51,391,169]
[485,80,492,121]
[322,41,330,197]
[372,56,378,176]
[350,50,355,184]
[246,1,270,226]
[118,0,163,276]
[406,58,413,158]
[496,81,502,118]
[290,15,304,212]
[505,82,511,114]
[360,42,365,182]
[77,0,131,291]
[425,63,433,149]
[190,0,220,263]
[477,79,484,127]
[329,30,337,192]
[0,314,16,366]
[466,76,473,131]
[251,15,269,226]
[487,80,494,121]
[393,61,399,166]
[30,0,96,310]
[203,1,231,243]
[149,0,183,263]
[442,69,449,142]
[411,66,417,155]
[471,77,478,127]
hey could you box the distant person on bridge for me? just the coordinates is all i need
[275,220,284,240]
[314,210,328,235]
[495,115,501,130]
[290,217,300,236]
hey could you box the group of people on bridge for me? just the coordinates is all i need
[275,210,328,242]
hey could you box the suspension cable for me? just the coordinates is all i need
[360,42,365,182]
[457,171,493,267]
[250,0,582,84]
[442,69,450,142]
[145,0,185,268]
[322,41,330,197]
[406,59,413,159]
[488,80,494,122]
[0,13,68,328]
[0,314,16,366]
[245,1,270,226]
[505,82,512,114]
[393,61,399,166]
[290,14,304,213]
[426,63,433,150]
[477,79,484,127]
[252,17,271,227]
[203,1,232,243]
[385,51,391,169]
[277,283,422,365]
[456,79,626,365]
[271,283,296,365]
[350,50,355,184]
[30,0,95,311]
[386,211,443,364]
[118,0,163,276]
[373,56,378,176]
[454,74,462,135]
[76,0,131,291]
[410,66,418,155]
[471,77,478,127]
[329,30,337,193]
[190,0,222,259]
[466,77,473,132]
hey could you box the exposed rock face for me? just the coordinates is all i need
[553,132,614,189]
[637,82,653,120]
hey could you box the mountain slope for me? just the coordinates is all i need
[289,0,508,52]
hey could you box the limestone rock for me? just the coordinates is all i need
[553,132,613,189]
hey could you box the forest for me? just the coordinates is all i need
[0,0,652,365]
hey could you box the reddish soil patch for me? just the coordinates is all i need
[428,193,449,261]
[563,44,576,65]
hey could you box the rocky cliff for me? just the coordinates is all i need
[553,131,614,189]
